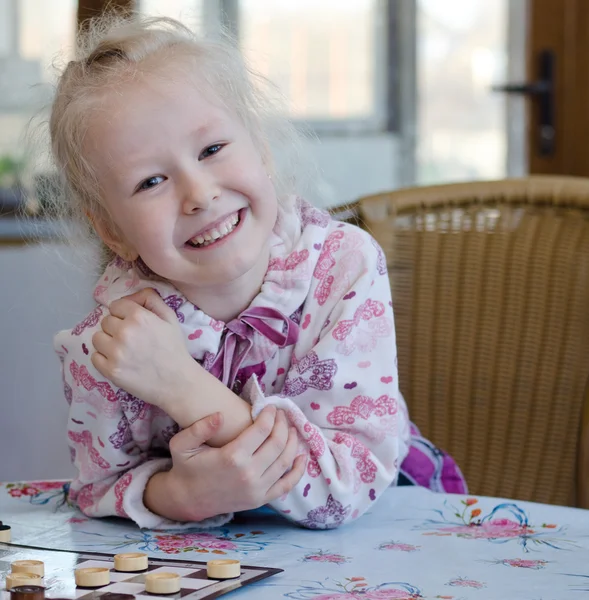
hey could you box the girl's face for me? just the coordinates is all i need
[85,67,278,295]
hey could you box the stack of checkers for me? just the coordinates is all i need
[0,521,11,543]
[6,560,45,600]
[73,553,242,595]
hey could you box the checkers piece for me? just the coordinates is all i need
[144,572,181,595]
[100,594,136,600]
[206,559,241,580]
[9,585,45,600]
[6,574,43,590]
[11,562,44,577]
[113,553,148,572]
[0,524,11,543]
[75,567,110,588]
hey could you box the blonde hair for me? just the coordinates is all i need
[43,14,315,269]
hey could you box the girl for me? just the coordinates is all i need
[51,16,466,530]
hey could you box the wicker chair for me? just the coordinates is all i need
[578,378,589,508]
[340,177,589,507]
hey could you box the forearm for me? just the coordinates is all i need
[164,361,253,446]
[143,470,196,521]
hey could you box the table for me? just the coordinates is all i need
[1,480,588,599]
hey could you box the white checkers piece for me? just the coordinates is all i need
[0,524,11,543]
[75,567,111,588]
[144,572,181,595]
[113,553,148,572]
[206,559,241,580]
[5,573,44,590]
[11,561,45,577]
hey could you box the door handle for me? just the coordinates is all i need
[492,49,555,156]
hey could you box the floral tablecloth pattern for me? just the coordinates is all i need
[1,481,589,599]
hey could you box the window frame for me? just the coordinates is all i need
[227,0,404,135]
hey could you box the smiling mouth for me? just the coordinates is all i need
[186,212,241,248]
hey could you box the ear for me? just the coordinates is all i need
[87,211,139,262]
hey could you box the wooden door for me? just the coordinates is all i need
[78,0,134,28]
[527,0,589,175]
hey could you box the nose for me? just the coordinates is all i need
[180,169,219,214]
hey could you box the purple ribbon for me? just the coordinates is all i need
[209,306,299,388]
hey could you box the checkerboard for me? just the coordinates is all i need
[0,543,282,600]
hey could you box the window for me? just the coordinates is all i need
[416,0,508,183]
[138,0,205,34]
[0,0,76,157]
[140,0,395,134]
[0,0,409,219]
[0,0,76,218]
[239,0,384,128]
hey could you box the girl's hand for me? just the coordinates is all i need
[91,288,195,410]
[145,405,307,522]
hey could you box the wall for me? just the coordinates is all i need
[0,242,97,480]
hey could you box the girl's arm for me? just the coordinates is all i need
[163,361,253,446]
[55,323,235,529]
[89,291,254,447]
[241,227,411,529]
[143,407,305,522]
[56,313,302,528]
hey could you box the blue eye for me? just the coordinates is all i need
[199,144,224,160]
[137,175,165,191]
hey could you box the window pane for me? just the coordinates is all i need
[240,0,380,120]
[417,0,508,183]
[18,0,77,80]
[0,0,76,161]
[139,0,204,33]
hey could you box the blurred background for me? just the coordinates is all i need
[0,0,585,480]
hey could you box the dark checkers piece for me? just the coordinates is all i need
[10,586,45,600]
[100,594,136,600]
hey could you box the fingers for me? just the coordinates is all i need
[261,423,299,483]
[113,288,177,324]
[90,349,109,378]
[92,330,116,356]
[223,405,277,460]
[252,409,290,473]
[108,297,142,320]
[168,412,223,457]
[100,314,124,337]
[265,453,307,503]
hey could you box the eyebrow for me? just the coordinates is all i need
[106,113,231,191]
[127,118,226,162]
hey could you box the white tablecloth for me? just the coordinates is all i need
[1,480,589,599]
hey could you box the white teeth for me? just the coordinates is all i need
[188,212,240,247]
